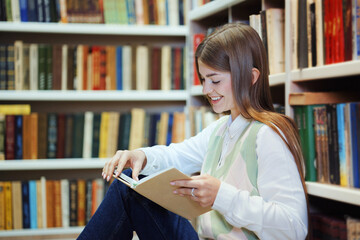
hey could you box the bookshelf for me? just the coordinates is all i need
[188,0,360,237]
[0,1,189,237]
[1,0,360,238]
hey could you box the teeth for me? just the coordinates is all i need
[211,97,221,101]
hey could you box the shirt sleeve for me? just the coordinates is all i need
[139,116,225,176]
[212,125,308,240]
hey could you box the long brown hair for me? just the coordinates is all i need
[195,22,309,236]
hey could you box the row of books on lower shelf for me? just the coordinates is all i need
[0,177,109,230]
[0,106,186,160]
[293,102,360,189]
[310,213,360,239]
[0,41,186,91]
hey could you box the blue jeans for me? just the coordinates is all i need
[77,169,199,240]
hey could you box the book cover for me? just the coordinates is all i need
[350,103,359,188]
[11,181,22,229]
[14,115,23,160]
[122,45,132,90]
[38,44,47,90]
[5,181,13,229]
[60,179,69,228]
[29,44,39,90]
[45,45,53,90]
[56,113,65,158]
[28,180,37,229]
[344,103,353,186]
[298,0,308,68]
[35,179,43,229]
[129,108,145,150]
[0,114,5,160]
[82,111,94,159]
[302,105,317,182]
[136,45,149,90]
[6,44,15,90]
[150,47,161,90]
[53,180,62,227]
[0,45,6,90]
[326,104,340,184]
[0,182,4,230]
[337,103,348,186]
[91,113,101,158]
[72,113,84,158]
[266,8,285,74]
[160,45,171,91]
[46,180,54,228]
[106,112,120,158]
[47,113,57,159]
[117,112,131,150]
[52,44,62,90]
[171,112,185,143]
[313,106,330,183]
[21,181,30,229]
[192,33,204,85]
[64,113,74,158]
[106,45,117,90]
[113,167,211,220]
[22,114,31,160]
[85,179,93,224]
[77,179,86,226]
[99,111,110,158]
[69,179,78,226]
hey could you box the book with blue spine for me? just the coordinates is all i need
[116,46,123,90]
[350,103,359,188]
[29,180,38,229]
[337,103,347,186]
[22,181,30,229]
[14,115,23,160]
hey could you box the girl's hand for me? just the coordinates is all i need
[171,174,221,208]
[102,150,147,182]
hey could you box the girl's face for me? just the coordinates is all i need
[199,61,240,119]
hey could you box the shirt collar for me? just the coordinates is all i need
[226,114,251,139]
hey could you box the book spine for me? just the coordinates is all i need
[21,181,30,229]
[29,180,38,229]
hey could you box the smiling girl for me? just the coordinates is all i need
[78,23,308,240]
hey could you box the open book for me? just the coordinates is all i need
[113,167,211,220]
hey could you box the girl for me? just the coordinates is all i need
[79,23,308,240]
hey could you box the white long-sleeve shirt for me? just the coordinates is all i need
[140,115,308,239]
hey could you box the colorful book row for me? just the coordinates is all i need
[0,0,186,25]
[0,177,109,230]
[288,0,360,70]
[293,102,360,188]
[0,108,186,160]
[0,42,186,91]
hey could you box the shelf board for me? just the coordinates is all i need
[306,182,360,206]
[0,226,83,237]
[269,73,286,86]
[0,159,107,171]
[189,0,245,20]
[0,90,188,101]
[0,22,188,36]
[291,60,360,81]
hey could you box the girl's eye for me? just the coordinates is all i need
[212,80,220,84]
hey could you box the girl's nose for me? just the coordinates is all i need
[202,80,213,95]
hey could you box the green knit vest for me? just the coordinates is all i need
[199,116,264,239]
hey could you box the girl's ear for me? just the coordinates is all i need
[252,68,260,85]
